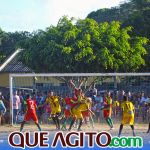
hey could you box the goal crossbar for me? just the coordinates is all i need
[9,72,150,78]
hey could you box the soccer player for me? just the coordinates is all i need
[102,91,114,130]
[118,95,135,137]
[61,96,77,130]
[46,91,61,130]
[68,92,94,131]
[20,94,41,132]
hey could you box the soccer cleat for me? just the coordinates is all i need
[110,127,114,130]
[68,128,71,131]
[146,130,150,133]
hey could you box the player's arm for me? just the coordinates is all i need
[132,103,135,114]
[45,97,49,105]
[34,102,37,109]
[1,101,6,115]
[69,80,76,90]
[70,99,78,104]
[118,102,123,116]
[88,108,95,116]
[78,78,85,89]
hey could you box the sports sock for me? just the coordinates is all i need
[78,119,83,131]
[52,117,57,128]
[61,119,67,130]
[108,117,113,127]
[118,124,123,137]
[106,118,111,127]
[55,116,60,129]
[130,125,135,136]
[147,123,150,133]
[90,115,94,128]
[35,122,42,131]
[68,119,75,131]
[20,121,26,132]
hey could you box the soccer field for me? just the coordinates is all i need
[0,123,150,144]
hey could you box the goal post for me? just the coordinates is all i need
[9,73,150,126]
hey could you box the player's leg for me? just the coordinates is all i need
[130,125,135,136]
[61,118,67,130]
[118,116,126,136]
[104,110,112,128]
[0,113,2,125]
[105,117,112,128]
[147,122,150,133]
[13,109,17,124]
[129,115,135,136]
[20,120,26,132]
[32,113,42,131]
[89,113,94,129]
[75,108,83,131]
[34,121,42,131]
[51,115,58,129]
[68,117,76,131]
[107,117,114,129]
[68,108,77,131]
[20,112,29,132]
[77,118,83,131]
[118,124,124,137]
[55,114,60,130]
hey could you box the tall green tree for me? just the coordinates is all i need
[20,17,148,73]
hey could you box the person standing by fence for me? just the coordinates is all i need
[13,91,21,124]
[0,94,6,125]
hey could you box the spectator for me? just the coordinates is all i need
[93,102,101,123]
[118,90,125,102]
[13,91,21,124]
[95,92,103,103]
[140,92,149,103]
[0,94,6,125]
[141,102,148,122]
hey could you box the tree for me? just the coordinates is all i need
[0,29,31,63]
[20,17,148,73]
[87,0,150,71]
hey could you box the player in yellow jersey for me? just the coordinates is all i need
[46,91,61,130]
[113,97,120,118]
[118,95,135,137]
[68,91,94,131]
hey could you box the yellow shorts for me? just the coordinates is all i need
[121,114,134,125]
[51,108,61,115]
[71,103,89,119]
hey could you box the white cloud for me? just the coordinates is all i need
[0,0,123,32]
[42,0,123,26]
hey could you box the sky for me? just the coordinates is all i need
[0,0,125,32]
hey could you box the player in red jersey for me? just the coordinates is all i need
[20,94,41,132]
[102,91,114,130]
[61,96,77,130]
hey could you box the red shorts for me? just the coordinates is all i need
[103,110,110,118]
[64,109,71,118]
[82,111,90,117]
[24,111,38,122]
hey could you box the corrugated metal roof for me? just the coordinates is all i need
[0,49,32,73]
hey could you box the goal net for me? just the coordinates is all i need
[9,73,150,125]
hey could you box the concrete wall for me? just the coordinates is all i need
[0,73,9,87]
